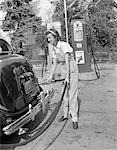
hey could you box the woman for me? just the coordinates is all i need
[46,28,82,129]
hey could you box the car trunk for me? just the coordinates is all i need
[0,54,39,113]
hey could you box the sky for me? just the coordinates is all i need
[0,0,4,4]
[0,0,53,42]
[0,0,6,21]
[31,0,53,22]
[0,0,53,22]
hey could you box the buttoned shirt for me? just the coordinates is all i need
[52,41,74,62]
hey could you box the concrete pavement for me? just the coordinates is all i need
[15,62,117,150]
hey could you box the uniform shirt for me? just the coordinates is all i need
[51,41,78,74]
[52,41,74,62]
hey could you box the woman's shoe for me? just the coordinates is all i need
[73,122,78,129]
[58,116,68,122]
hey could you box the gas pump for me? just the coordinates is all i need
[71,19,92,73]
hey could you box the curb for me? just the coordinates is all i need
[79,71,97,81]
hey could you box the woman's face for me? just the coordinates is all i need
[47,33,57,46]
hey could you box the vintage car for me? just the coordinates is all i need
[0,37,54,136]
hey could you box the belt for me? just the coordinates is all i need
[57,60,65,65]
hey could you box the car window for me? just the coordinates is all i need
[0,39,10,53]
[0,46,2,53]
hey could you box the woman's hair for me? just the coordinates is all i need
[45,28,61,41]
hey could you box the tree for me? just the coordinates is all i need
[87,0,117,50]
[52,0,117,54]
[52,0,83,44]
[0,0,46,57]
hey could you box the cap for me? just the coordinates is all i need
[45,28,61,41]
[45,28,59,36]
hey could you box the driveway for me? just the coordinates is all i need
[15,63,117,150]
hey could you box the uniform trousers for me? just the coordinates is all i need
[62,60,79,122]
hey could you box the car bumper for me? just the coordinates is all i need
[2,89,54,135]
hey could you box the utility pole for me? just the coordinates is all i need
[64,0,69,42]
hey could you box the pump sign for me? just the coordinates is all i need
[75,50,85,64]
[73,21,83,42]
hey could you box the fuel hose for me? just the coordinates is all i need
[91,47,100,79]
[0,82,67,150]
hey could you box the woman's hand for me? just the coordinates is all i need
[64,76,70,90]
[47,57,57,84]
[47,75,53,84]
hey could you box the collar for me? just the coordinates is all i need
[56,41,61,48]
[53,41,61,53]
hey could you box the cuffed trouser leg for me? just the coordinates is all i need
[63,91,69,118]
[63,70,79,122]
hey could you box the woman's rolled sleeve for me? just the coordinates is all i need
[62,42,73,54]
